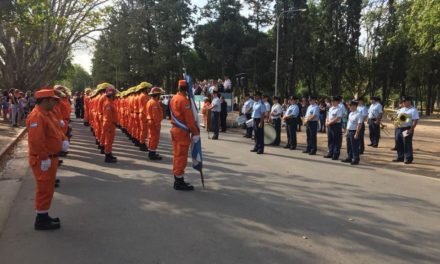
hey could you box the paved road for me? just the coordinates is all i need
[1,118,440,264]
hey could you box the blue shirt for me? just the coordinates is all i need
[328,105,343,123]
[211,97,221,112]
[252,100,266,119]
[368,102,383,119]
[305,104,320,121]
[286,104,299,118]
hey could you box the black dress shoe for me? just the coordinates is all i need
[351,160,360,165]
[341,158,352,163]
[371,145,378,148]
[289,147,296,150]
[368,143,374,146]
[392,159,404,162]
[323,154,332,158]
[404,160,413,164]
[302,150,309,154]
[257,151,264,154]
[250,149,257,152]
[284,145,291,149]
[390,147,397,151]
[309,152,316,155]
[332,156,339,160]
[34,215,61,231]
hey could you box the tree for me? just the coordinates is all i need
[0,0,109,90]
[58,64,93,93]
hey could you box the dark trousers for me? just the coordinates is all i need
[359,123,365,154]
[327,123,342,157]
[75,107,83,119]
[245,113,253,137]
[368,118,381,146]
[396,127,413,161]
[319,113,326,132]
[220,113,227,132]
[297,117,303,131]
[286,118,297,148]
[306,121,318,153]
[272,118,281,146]
[347,130,360,161]
[253,118,264,152]
[211,111,220,138]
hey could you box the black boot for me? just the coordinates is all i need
[34,214,61,230]
[173,176,194,191]
[96,139,99,145]
[149,151,162,160]
[134,140,140,147]
[100,146,105,154]
[139,144,148,152]
[105,153,117,163]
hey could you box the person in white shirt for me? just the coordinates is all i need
[324,96,343,160]
[208,90,221,140]
[341,100,363,165]
[270,96,283,146]
[356,98,368,154]
[224,76,232,92]
[367,96,383,147]
[283,96,299,150]
[242,94,254,138]
[303,96,320,155]
[393,96,419,164]
[263,95,271,122]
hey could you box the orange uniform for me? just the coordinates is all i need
[27,105,63,212]
[59,97,71,135]
[139,93,149,145]
[170,92,199,176]
[202,101,211,127]
[83,95,90,123]
[146,97,163,151]
[97,93,107,144]
[102,96,117,154]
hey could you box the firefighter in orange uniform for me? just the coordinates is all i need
[169,80,200,191]
[102,86,118,163]
[83,88,92,126]
[137,82,152,151]
[146,87,164,160]
[27,88,69,230]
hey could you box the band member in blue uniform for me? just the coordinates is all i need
[393,96,419,164]
[342,100,363,165]
[324,96,343,160]
[250,91,266,154]
[283,96,299,150]
[303,96,319,155]
[367,96,383,148]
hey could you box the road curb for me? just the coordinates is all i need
[0,128,27,163]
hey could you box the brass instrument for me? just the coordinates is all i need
[380,122,391,136]
[393,113,411,128]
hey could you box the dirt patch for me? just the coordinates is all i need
[228,114,440,179]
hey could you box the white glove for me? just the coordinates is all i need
[62,140,70,152]
[59,120,65,128]
[192,135,200,143]
[41,159,51,172]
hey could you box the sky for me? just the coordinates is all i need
[73,0,250,73]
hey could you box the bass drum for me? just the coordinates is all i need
[264,123,276,145]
